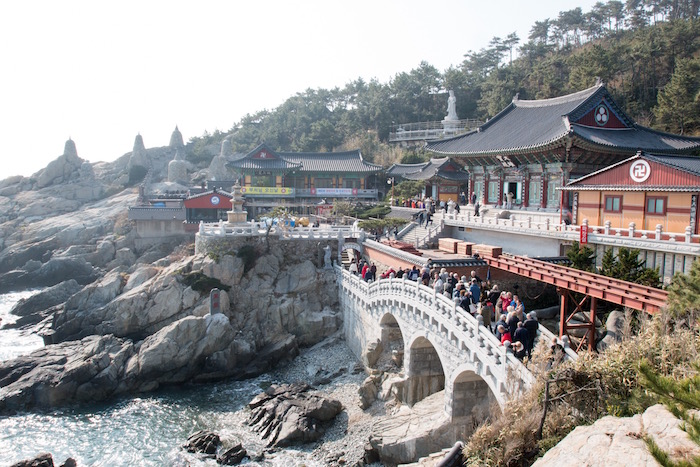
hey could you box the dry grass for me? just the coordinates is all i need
[462,314,700,466]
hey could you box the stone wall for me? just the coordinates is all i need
[196,234,339,269]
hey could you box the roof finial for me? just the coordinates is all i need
[512,92,520,102]
[595,77,604,87]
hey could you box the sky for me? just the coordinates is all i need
[0,0,601,178]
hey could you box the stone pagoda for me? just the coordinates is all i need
[226,180,248,224]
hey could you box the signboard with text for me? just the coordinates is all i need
[310,188,358,196]
[240,186,295,196]
[580,224,589,244]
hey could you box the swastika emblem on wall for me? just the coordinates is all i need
[595,104,609,126]
[629,159,651,183]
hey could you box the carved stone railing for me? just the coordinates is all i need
[337,266,541,405]
[438,211,700,254]
[197,220,360,240]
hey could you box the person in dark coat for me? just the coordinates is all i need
[523,312,539,357]
[513,321,529,348]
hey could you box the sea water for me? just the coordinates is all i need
[0,292,342,466]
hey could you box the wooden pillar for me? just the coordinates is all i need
[588,297,597,353]
[523,172,530,208]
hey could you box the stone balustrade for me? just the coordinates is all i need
[337,266,561,410]
[197,220,360,240]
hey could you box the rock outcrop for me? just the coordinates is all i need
[4,280,82,329]
[247,382,343,447]
[533,404,700,466]
[0,313,234,412]
[9,452,76,467]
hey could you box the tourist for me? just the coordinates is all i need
[455,203,460,214]
[470,270,483,283]
[512,341,527,361]
[494,316,507,340]
[513,295,525,321]
[480,301,494,332]
[349,259,358,275]
[469,279,481,309]
[524,312,538,358]
[418,211,425,227]
[487,285,500,308]
[470,192,477,205]
[361,261,369,279]
[548,337,565,369]
[497,325,511,345]
[426,212,433,225]
[513,321,529,348]
[502,291,513,314]
[474,199,480,216]
[433,273,444,294]
[506,305,520,336]
[396,268,405,279]
[506,191,514,209]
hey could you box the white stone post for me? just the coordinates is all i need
[545,218,550,231]
[199,220,204,235]
[655,224,663,241]
[686,226,693,243]
[628,222,636,238]
[604,220,611,236]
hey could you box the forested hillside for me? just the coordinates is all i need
[190,1,700,166]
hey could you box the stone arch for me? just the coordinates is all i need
[341,242,363,263]
[376,313,405,371]
[405,335,445,406]
[447,369,497,424]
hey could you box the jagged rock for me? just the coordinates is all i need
[533,404,700,466]
[358,375,380,409]
[247,382,343,447]
[0,257,99,293]
[9,452,54,467]
[217,443,247,465]
[597,309,626,352]
[184,430,220,455]
[10,280,81,318]
[363,339,383,368]
[123,266,158,292]
[274,260,317,294]
[0,334,136,412]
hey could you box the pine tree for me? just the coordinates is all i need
[567,241,596,271]
[666,259,700,323]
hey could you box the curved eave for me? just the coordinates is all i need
[570,132,700,156]
[426,132,570,157]
[561,184,699,192]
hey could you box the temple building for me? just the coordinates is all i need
[562,152,700,235]
[225,143,383,217]
[387,157,470,203]
[425,83,700,211]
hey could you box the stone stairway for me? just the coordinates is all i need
[398,442,464,467]
[397,222,444,248]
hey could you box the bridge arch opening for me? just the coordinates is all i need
[405,336,445,406]
[377,313,405,371]
[449,370,496,424]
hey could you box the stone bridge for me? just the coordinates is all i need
[338,266,543,421]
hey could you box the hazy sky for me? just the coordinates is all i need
[0,0,600,178]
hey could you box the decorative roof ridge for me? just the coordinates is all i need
[514,83,603,108]
[478,102,516,132]
[187,189,234,200]
[570,122,636,131]
[643,152,700,177]
[630,122,700,142]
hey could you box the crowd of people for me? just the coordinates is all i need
[347,259,541,362]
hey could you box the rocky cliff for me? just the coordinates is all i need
[0,139,342,413]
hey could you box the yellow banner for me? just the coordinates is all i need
[240,186,295,196]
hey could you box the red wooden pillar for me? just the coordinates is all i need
[559,288,567,339]
[588,297,597,353]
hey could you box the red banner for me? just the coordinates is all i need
[580,225,589,244]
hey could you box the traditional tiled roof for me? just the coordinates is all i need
[227,143,382,173]
[392,157,470,182]
[562,152,700,191]
[426,84,700,157]
[387,161,431,177]
[227,143,302,171]
[278,150,383,173]
[186,189,232,200]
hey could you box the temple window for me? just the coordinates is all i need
[604,195,622,212]
[646,196,666,215]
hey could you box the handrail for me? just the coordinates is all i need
[336,265,575,404]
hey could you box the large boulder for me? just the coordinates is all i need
[597,309,626,352]
[247,382,343,447]
[0,256,99,293]
[533,404,700,466]
[10,280,82,318]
